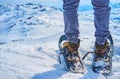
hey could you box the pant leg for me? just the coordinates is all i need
[91,0,111,45]
[63,0,80,44]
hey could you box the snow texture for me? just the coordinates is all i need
[0,1,120,79]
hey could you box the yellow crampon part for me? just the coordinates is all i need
[106,41,109,47]
[67,56,80,62]
[95,56,110,62]
[104,57,110,62]
[63,42,69,48]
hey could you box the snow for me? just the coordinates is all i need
[0,1,120,79]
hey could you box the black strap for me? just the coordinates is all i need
[82,52,93,60]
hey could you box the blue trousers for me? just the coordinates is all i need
[63,0,111,45]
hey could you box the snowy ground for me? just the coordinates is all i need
[0,3,120,79]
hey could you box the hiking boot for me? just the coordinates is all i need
[63,40,80,61]
[63,39,80,53]
[68,41,80,53]
[95,41,109,58]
